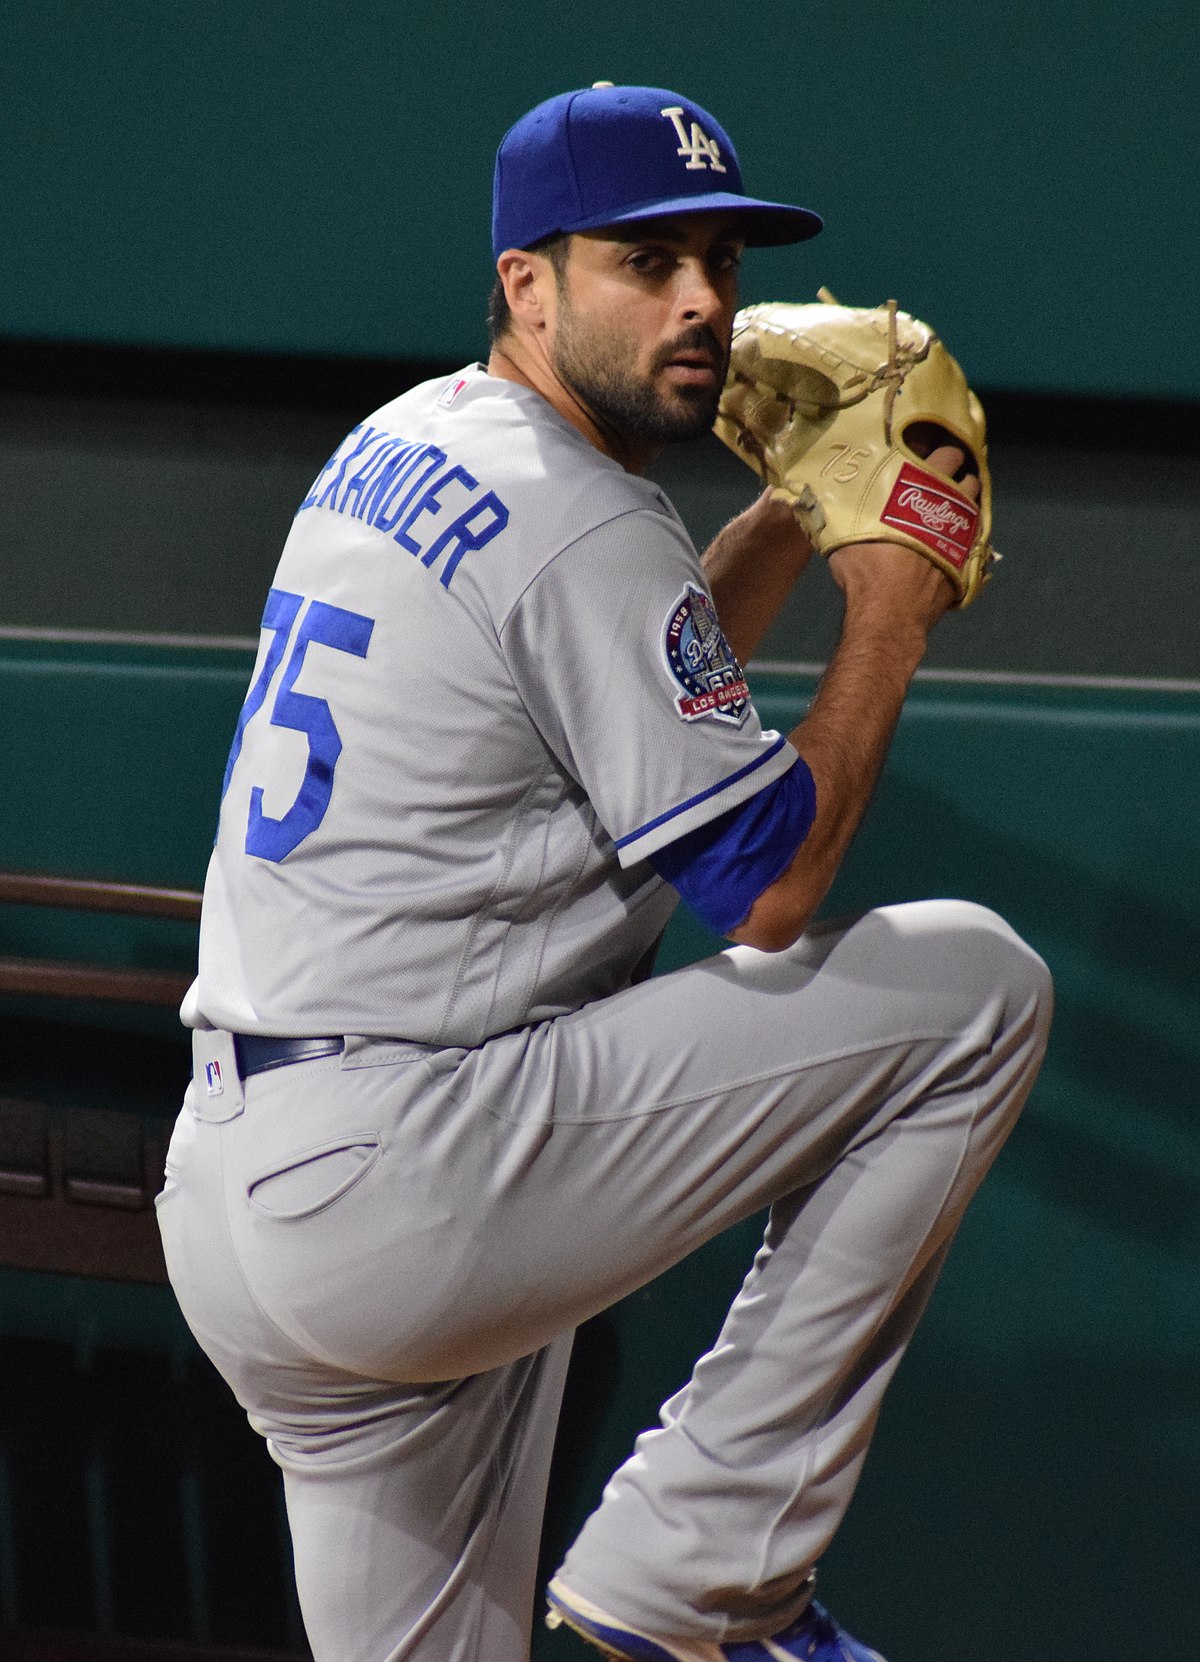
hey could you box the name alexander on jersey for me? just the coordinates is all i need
[300,422,510,589]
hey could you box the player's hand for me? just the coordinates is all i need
[827,440,980,633]
[751,484,818,576]
[828,538,956,633]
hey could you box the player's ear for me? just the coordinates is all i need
[496,249,555,333]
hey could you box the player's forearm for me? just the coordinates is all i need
[701,490,813,664]
[729,602,929,951]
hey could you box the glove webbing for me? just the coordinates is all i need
[747,291,918,439]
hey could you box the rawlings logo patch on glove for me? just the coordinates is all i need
[713,291,998,607]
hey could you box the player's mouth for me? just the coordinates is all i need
[655,325,727,391]
[663,352,722,388]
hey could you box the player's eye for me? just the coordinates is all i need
[625,248,673,275]
[710,246,743,274]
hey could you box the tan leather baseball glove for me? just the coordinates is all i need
[714,291,997,606]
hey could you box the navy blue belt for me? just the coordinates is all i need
[233,1034,344,1078]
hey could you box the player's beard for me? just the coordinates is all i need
[551,303,729,446]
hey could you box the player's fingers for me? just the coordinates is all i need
[924,443,981,501]
[903,422,981,498]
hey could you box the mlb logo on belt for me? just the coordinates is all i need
[204,1059,224,1098]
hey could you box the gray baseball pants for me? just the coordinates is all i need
[157,899,1051,1662]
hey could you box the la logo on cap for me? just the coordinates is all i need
[661,106,727,173]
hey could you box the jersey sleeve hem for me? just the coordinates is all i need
[614,735,799,867]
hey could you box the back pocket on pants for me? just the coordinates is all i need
[247,1136,382,1220]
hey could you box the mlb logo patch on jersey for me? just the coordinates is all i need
[662,585,749,725]
[437,376,471,408]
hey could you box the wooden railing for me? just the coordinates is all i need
[0,871,201,1005]
[0,872,203,919]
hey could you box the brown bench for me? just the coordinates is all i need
[0,872,201,1284]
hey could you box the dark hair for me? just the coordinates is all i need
[487,233,571,346]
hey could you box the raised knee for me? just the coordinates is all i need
[888,898,1053,1036]
[952,900,1051,1021]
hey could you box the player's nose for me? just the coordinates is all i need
[676,258,729,326]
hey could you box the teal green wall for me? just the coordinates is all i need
[3,0,1195,397]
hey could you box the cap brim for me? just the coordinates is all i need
[567,191,823,246]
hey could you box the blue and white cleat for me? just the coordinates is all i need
[545,1576,888,1662]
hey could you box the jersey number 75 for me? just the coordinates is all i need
[220,587,375,861]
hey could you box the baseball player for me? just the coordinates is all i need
[157,84,1052,1662]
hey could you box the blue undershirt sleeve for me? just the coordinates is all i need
[647,756,817,938]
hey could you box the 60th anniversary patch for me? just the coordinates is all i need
[663,585,750,725]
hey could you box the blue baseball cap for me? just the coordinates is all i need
[492,83,823,259]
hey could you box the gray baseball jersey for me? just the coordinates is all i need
[185,366,799,1047]
[162,365,1053,1662]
